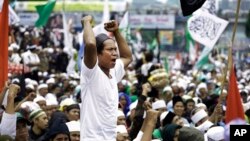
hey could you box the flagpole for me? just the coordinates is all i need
[156,27,161,63]
[218,0,241,103]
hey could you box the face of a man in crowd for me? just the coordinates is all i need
[66,108,80,121]
[52,133,69,141]
[37,100,47,110]
[16,120,29,141]
[117,115,126,125]
[186,101,195,112]
[35,114,48,130]
[98,39,117,69]
[70,131,80,141]
[174,102,184,116]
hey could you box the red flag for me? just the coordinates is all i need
[225,65,245,123]
[0,0,8,92]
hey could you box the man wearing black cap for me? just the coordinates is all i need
[80,15,132,141]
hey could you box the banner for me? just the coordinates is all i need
[129,15,175,29]
[187,11,229,48]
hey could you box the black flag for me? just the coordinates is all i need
[180,0,206,16]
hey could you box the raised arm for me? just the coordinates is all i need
[81,16,97,69]
[104,20,132,68]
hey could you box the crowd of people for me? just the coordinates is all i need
[0,13,250,141]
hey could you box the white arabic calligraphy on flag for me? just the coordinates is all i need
[187,11,229,48]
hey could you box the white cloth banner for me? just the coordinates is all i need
[187,11,229,48]
[9,6,20,25]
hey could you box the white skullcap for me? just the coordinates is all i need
[117,110,125,118]
[163,86,172,92]
[240,79,246,84]
[21,101,40,112]
[43,72,48,77]
[10,43,20,50]
[69,80,78,86]
[188,83,196,88]
[38,72,43,76]
[182,95,192,101]
[45,94,58,106]
[12,78,20,84]
[50,74,56,78]
[152,100,166,110]
[191,109,208,124]
[196,120,214,133]
[38,84,48,90]
[25,78,32,84]
[33,95,46,103]
[116,125,127,134]
[196,103,207,110]
[238,84,244,90]
[197,83,207,90]
[160,111,169,123]
[26,84,34,90]
[60,98,76,107]
[66,121,80,132]
[206,126,225,140]
[31,80,38,86]
[193,97,202,105]
[245,86,250,92]
[46,78,55,84]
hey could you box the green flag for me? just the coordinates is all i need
[119,11,131,41]
[194,46,213,70]
[163,57,169,73]
[148,38,158,50]
[35,0,56,28]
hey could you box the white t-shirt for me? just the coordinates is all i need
[80,59,125,141]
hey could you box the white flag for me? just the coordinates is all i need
[119,11,128,29]
[187,11,228,48]
[0,0,4,13]
[9,6,20,25]
[93,0,110,36]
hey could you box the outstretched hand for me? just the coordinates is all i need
[104,20,119,32]
[8,84,20,100]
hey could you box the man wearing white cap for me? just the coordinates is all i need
[9,43,21,64]
[191,108,214,133]
[33,95,47,111]
[66,121,80,141]
[117,109,126,126]
[206,126,225,141]
[21,44,40,81]
[116,125,129,141]
[37,84,48,97]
